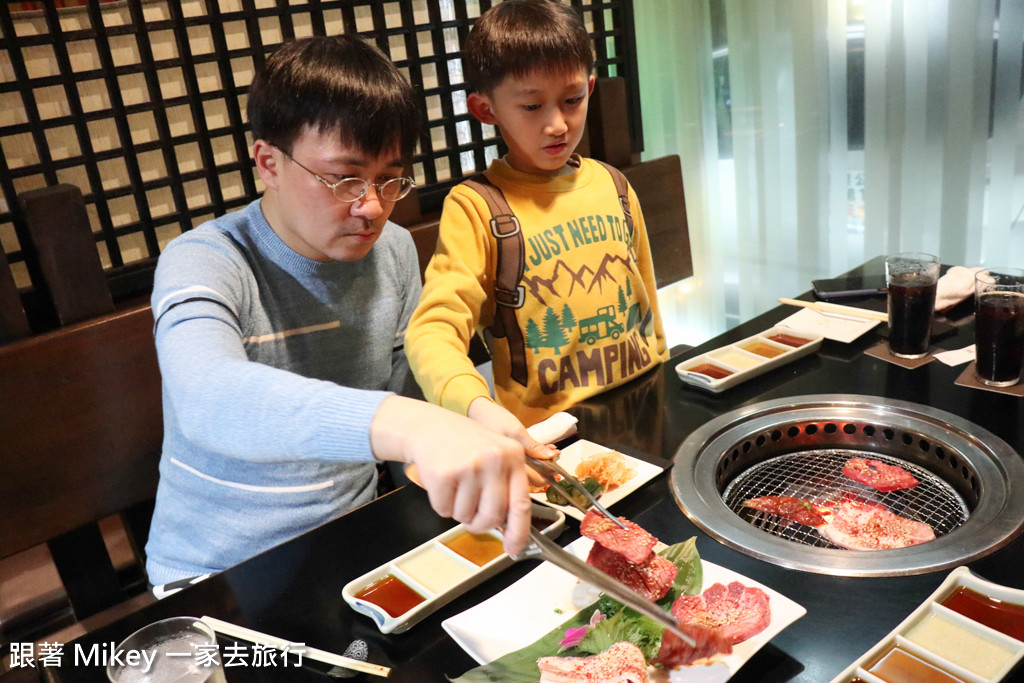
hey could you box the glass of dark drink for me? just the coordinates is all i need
[974,268,1024,387]
[885,253,940,359]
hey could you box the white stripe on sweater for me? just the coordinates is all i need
[155,284,232,318]
[243,320,341,344]
[170,457,335,493]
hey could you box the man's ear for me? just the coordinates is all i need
[467,92,497,125]
[253,140,282,190]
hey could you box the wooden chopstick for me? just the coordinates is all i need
[778,298,889,322]
[201,616,391,678]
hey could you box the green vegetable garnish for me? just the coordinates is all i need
[450,537,704,683]
[574,610,664,662]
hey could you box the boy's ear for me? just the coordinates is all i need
[253,139,283,190]
[588,75,596,95]
[467,92,497,125]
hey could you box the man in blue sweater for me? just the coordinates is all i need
[145,35,537,590]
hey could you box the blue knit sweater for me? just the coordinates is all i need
[145,199,422,584]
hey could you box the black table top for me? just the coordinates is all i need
[48,260,1024,682]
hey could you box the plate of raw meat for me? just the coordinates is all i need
[442,535,805,682]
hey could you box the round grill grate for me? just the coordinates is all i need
[671,395,1024,576]
[721,450,969,548]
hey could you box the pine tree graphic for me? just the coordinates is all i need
[525,318,544,351]
[617,286,628,315]
[541,307,568,354]
[560,303,577,333]
[626,277,633,298]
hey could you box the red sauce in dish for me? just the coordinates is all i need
[688,363,733,379]
[353,574,425,617]
[940,586,1024,641]
[740,341,787,358]
[766,333,812,347]
[867,644,966,683]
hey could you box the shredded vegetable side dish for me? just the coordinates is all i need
[574,451,636,492]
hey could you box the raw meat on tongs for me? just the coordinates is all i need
[538,641,649,683]
[585,542,678,602]
[580,509,657,563]
[580,509,677,601]
[743,495,935,550]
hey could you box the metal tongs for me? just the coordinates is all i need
[512,527,696,646]
[525,454,628,530]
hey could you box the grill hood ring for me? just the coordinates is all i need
[671,395,1024,577]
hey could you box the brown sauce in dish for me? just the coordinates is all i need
[354,574,426,617]
[531,516,554,531]
[443,531,505,567]
[741,341,787,358]
[867,644,967,683]
[766,333,812,347]
[689,363,733,379]
[940,586,1024,641]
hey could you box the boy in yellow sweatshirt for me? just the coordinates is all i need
[406,0,667,444]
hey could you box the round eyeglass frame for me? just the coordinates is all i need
[276,146,415,203]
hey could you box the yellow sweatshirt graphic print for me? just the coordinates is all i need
[406,156,667,426]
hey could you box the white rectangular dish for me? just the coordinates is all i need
[829,566,1024,683]
[675,326,824,393]
[529,439,664,521]
[342,504,566,634]
[443,536,806,682]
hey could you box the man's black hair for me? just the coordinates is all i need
[248,34,421,159]
[463,0,594,95]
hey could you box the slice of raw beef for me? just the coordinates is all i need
[580,509,657,564]
[670,581,771,646]
[743,495,827,527]
[585,541,678,602]
[842,457,919,492]
[654,622,732,667]
[537,641,648,683]
[818,500,935,550]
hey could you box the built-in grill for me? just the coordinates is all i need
[723,450,968,548]
[671,395,1024,576]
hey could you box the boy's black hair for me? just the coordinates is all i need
[463,0,594,95]
[248,35,421,159]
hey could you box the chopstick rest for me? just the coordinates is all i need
[201,616,390,678]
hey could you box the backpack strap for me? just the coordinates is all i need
[461,174,529,387]
[592,159,636,261]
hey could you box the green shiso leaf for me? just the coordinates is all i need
[448,537,703,683]
[574,610,664,662]
[659,537,702,604]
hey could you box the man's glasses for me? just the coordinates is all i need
[276,147,415,203]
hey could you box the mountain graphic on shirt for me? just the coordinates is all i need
[522,253,631,306]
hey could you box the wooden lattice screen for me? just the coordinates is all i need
[0,0,641,305]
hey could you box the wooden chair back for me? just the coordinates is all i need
[0,303,162,623]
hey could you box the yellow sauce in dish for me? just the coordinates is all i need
[396,546,475,594]
[443,531,505,567]
[740,341,787,358]
[904,612,1016,679]
[866,644,967,683]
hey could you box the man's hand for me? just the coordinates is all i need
[370,396,534,555]
[468,397,559,487]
